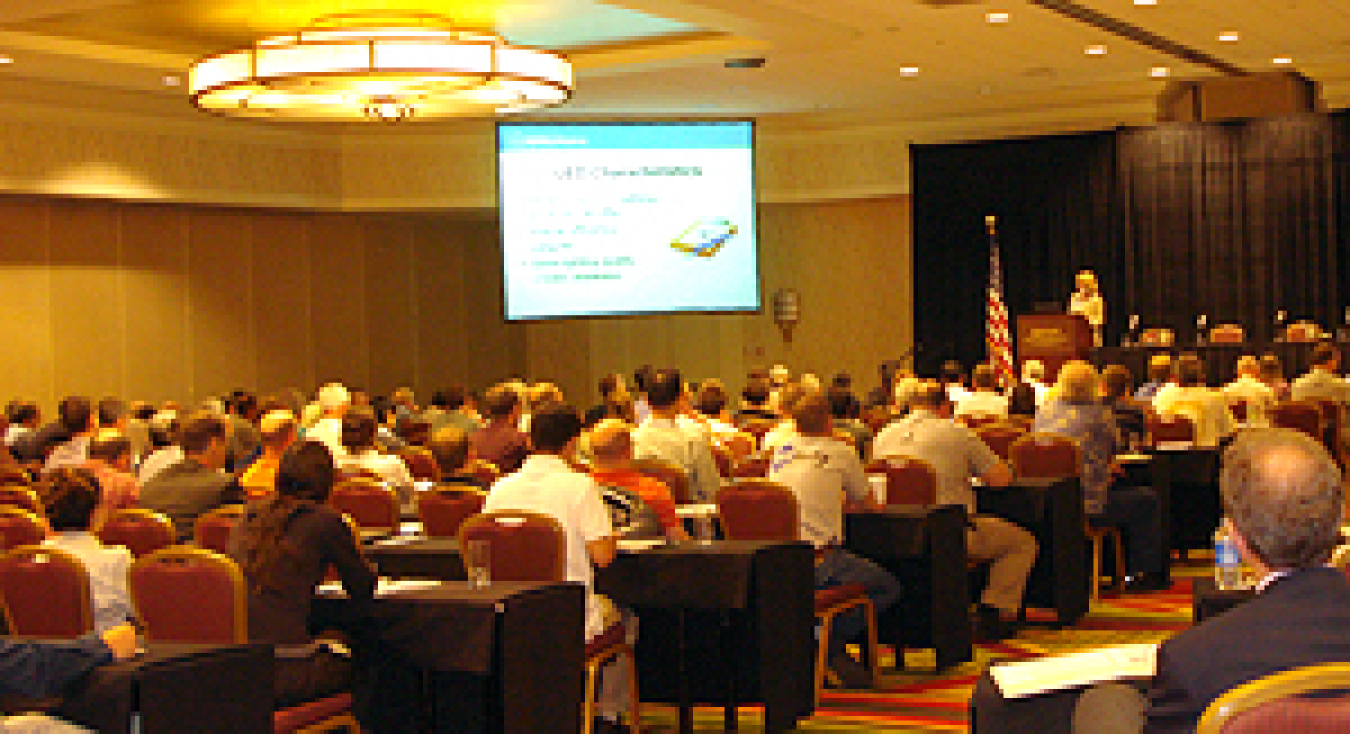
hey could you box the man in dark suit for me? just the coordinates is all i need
[971,427,1350,733]
[140,412,242,542]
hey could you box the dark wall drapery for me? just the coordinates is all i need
[911,111,1350,374]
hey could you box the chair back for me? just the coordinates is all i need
[0,545,92,637]
[1209,324,1245,343]
[716,480,799,541]
[866,456,938,507]
[463,459,501,487]
[976,422,1028,461]
[1147,413,1197,445]
[457,511,565,582]
[1270,401,1323,441]
[732,455,770,478]
[96,509,177,558]
[0,485,42,516]
[194,505,246,555]
[329,478,400,531]
[632,458,691,505]
[960,414,1004,429]
[1197,662,1350,734]
[1285,322,1322,343]
[710,443,734,478]
[1308,399,1341,456]
[738,418,777,447]
[418,488,486,538]
[1009,433,1081,479]
[0,467,31,486]
[129,546,246,643]
[399,447,441,482]
[0,508,48,551]
[1139,328,1175,346]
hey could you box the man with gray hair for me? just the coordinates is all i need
[970,427,1350,732]
[305,383,350,459]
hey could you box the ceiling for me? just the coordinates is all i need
[0,0,1347,131]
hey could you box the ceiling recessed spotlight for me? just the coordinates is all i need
[1273,56,1293,65]
[1218,31,1240,42]
[986,12,1011,24]
[1150,66,1170,78]
[1134,0,1158,5]
[162,75,182,87]
[1085,44,1108,55]
[0,56,13,65]
[899,66,921,76]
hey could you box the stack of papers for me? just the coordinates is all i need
[990,643,1158,698]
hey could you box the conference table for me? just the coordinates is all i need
[1090,341,1330,386]
[36,643,273,734]
[310,579,584,733]
[363,536,817,734]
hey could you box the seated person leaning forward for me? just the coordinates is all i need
[40,468,135,634]
[230,441,379,715]
[768,392,903,688]
[482,403,633,733]
[971,427,1350,733]
[871,381,1036,641]
[1034,361,1164,591]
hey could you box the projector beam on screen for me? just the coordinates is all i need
[497,120,760,322]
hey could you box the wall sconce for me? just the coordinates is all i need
[773,288,801,343]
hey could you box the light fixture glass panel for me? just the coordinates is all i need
[256,43,371,77]
[373,40,493,71]
[497,47,572,85]
[190,52,253,93]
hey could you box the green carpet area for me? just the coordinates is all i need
[637,562,1207,732]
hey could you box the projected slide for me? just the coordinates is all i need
[498,121,758,321]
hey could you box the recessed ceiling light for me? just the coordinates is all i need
[1218,31,1240,42]
[1150,66,1170,78]
[899,66,921,77]
[162,75,182,87]
[0,56,13,65]
[1273,56,1293,65]
[1134,0,1158,5]
[1085,44,1108,56]
[986,12,1011,24]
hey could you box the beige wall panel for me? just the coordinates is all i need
[48,198,126,401]
[121,204,191,406]
[757,130,912,203]
[524,319,591,404]
[364,218,417,396]
[411,218,469,394]
[252,212,314,395]
[448,217,526,393]
[339,127,497,210]
[187,209,256,402]
[0,198,54,409]
[309,214,369,389]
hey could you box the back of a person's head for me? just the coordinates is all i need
[1008,384,1037,416]
[6,400,38,426]
[40,468,100,532]
[1055,361,1099,403]
[97,397,127,427]
[1147,354,1174,381]
[941,361,965,384]
[530,404,582,453]
[317,382,350,412]
[130,401,156,421]
[1100,365,1133,401]
[1259,354,1284,381]
[588,418,634,464]
[259,410,297,450]
[428,426,471,473]
[598,373,623,400]
[1022,360,1046,383]
[646,369,684,409]
[909,381,948,411]
[1311,342,1340,368]
[231,391,258,419]
[777,382,810,417]
[1174,354,1205,387]
[827,386,858,419]
[341,407,378,451]
[832,373,853,390]
[276,441,336,503]
[1234,355,1260,377]
[483,385,519,419]
[694,380,728,417]
[971,364,998,391]
[1221,427,1343,569]
[527,382,563,412]
[395,415,431,446]
[633,365,654,394]
[180,412,227,455]
[741,378,771,407]
[149,410,180,448]
[58,396,93,435]
[87,429,131,464]
[792,393,832,435]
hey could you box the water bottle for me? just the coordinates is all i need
[1214,524,1242,591]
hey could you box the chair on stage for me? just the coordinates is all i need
[1209,324,1245,344]
[1138,328,1175,347]
[1147,413,1197,446]
[96,508,177,558]
[129,546,359,733]
[976,422,1028,462]
[459,511,640,734]
[329,477,399,535]
[1197,662,1350,734]
[1270,401,1323,442]
[865,457,937,507]
[0,545,92,638]
[398,446,441,482]
[716,480,880,702]
[194,505,247,555]
[632,458,690,505]
[418,487,485,538]
[0,507,47,551]
[1284,321,1323,343]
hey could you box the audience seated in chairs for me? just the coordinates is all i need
[1033,361,1165,591]
[1223,355,1276,428]
[138,412,243,542]
[38,468,134,634]
[1153,353,1235,447]
[335,407,414,511]
[955,365,1010,424]
[1100,365,1149,447]
[1291,342,1350,447]
[588,419,690,542]
[1134,354,1174,402]
[238,410,297,500]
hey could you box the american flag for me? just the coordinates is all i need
[985,217,1016,388]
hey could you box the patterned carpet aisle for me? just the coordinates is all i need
[638,565,1204,732]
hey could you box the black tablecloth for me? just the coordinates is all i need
[1147,447,1222,558]
[845,505,972,670]
[311,581,584,733]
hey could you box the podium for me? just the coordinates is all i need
[1016,314,1092,382]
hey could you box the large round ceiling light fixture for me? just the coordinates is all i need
[188,12,573,122]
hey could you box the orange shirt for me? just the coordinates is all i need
[588,468,681,532]
[239,456,280,500]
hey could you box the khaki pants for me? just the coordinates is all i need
[967,516,1038,613]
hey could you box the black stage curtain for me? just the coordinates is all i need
[911,111,1350,373]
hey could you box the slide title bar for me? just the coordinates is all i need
[499,121,752,151]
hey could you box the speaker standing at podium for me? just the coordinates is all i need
[1068,270,1104,347]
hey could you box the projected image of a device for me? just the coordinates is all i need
[672,218,739,258]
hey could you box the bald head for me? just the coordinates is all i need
[589,419,634,469]
[1222,428,1344,570]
